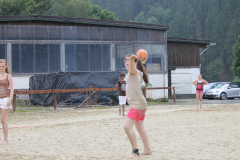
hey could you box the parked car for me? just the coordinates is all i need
[203,83,215,99]
[205,83,240,100]
[203,82,229,99]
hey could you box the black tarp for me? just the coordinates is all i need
[29,71,121,106]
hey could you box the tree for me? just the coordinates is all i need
[0,0,46,15]
[222,19,240,79]
[133,11,146,23]
[168,11,185,38]
[195,20,202,39]
[47,0,117,20]
[0,0,117,21]
[91,5,116,20]
[46,0,93,18]
[232,35,240,80]
[206,58,224,82]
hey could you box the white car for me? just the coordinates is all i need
[203,82,229,99]
[205,83,240,100]
[203,83,219,98]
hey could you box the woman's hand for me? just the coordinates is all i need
[130,55,138,60]
[7,99,12,106]
[141,57,148,64]
[129,55,138,75]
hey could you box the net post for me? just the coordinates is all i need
[173,87,176,104]
[13,94,16,113]
[95,91,97,105]
[54,93,57,110]
[89,85,93,107]
[86,91,88,105]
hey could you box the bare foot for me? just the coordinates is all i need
[140,150,152,155]
[127,153,140,159]
[122,114,126,116]
[0,141,8,145]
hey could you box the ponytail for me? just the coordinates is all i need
[134,58,149,86]
[124,54,149,86]
[5,66,10,74]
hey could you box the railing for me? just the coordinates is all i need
[12,86,176,113]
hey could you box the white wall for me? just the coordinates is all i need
[147,73,168,99]
[12,76,31,90]
[171,67,200,95]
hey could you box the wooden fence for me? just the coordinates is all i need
[13,86,175,113]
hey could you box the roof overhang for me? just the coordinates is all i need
[167,37,211,45]
[0,15,170,31]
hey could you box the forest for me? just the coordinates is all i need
[0,0,240,82]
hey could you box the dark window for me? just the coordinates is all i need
[35,44,48,73]
[0,44,6,59]
[89,44,102,71]
[12,44,20,73]
[65,44,77,71]
[21,44,34,73]
[49,44,60,73]
[76,44,89,71]
[12,44,34,73]
[102,45,111,71]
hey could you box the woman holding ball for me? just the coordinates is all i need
[123,52,151,158]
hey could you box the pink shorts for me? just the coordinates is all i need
[196,90,203,93]
[127,107,146,122]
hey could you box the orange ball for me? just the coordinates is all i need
[136,49,148,61]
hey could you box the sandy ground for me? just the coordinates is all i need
[0,103,240,160]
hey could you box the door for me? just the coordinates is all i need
[225,84,239,97]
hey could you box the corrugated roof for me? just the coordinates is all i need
[0,15,170,30]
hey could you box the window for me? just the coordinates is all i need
[0,44,6,59]
[12,44,60,73]
[35,44,48,73]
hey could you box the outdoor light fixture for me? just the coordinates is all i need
[200,43,216,55]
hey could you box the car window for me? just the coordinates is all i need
[204,84,213,90]
[217,84,229,89]
[229,84,238,88]
[216,84,224,88]
[211,84,220,89]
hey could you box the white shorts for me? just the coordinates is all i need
[119,96,126,105]
[0,97,12,109]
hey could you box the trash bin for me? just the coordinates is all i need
[108,94,119,106]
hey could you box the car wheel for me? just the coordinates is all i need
[220,93,227,100]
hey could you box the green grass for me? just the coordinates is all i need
[148,101,168,105]
[3,106,52,113]
[16,109,29,113]
[97,106,111,109]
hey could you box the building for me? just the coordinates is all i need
[0,15,169,100]
[167,37,210,98]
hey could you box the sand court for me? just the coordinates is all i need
[0,104,240,159]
